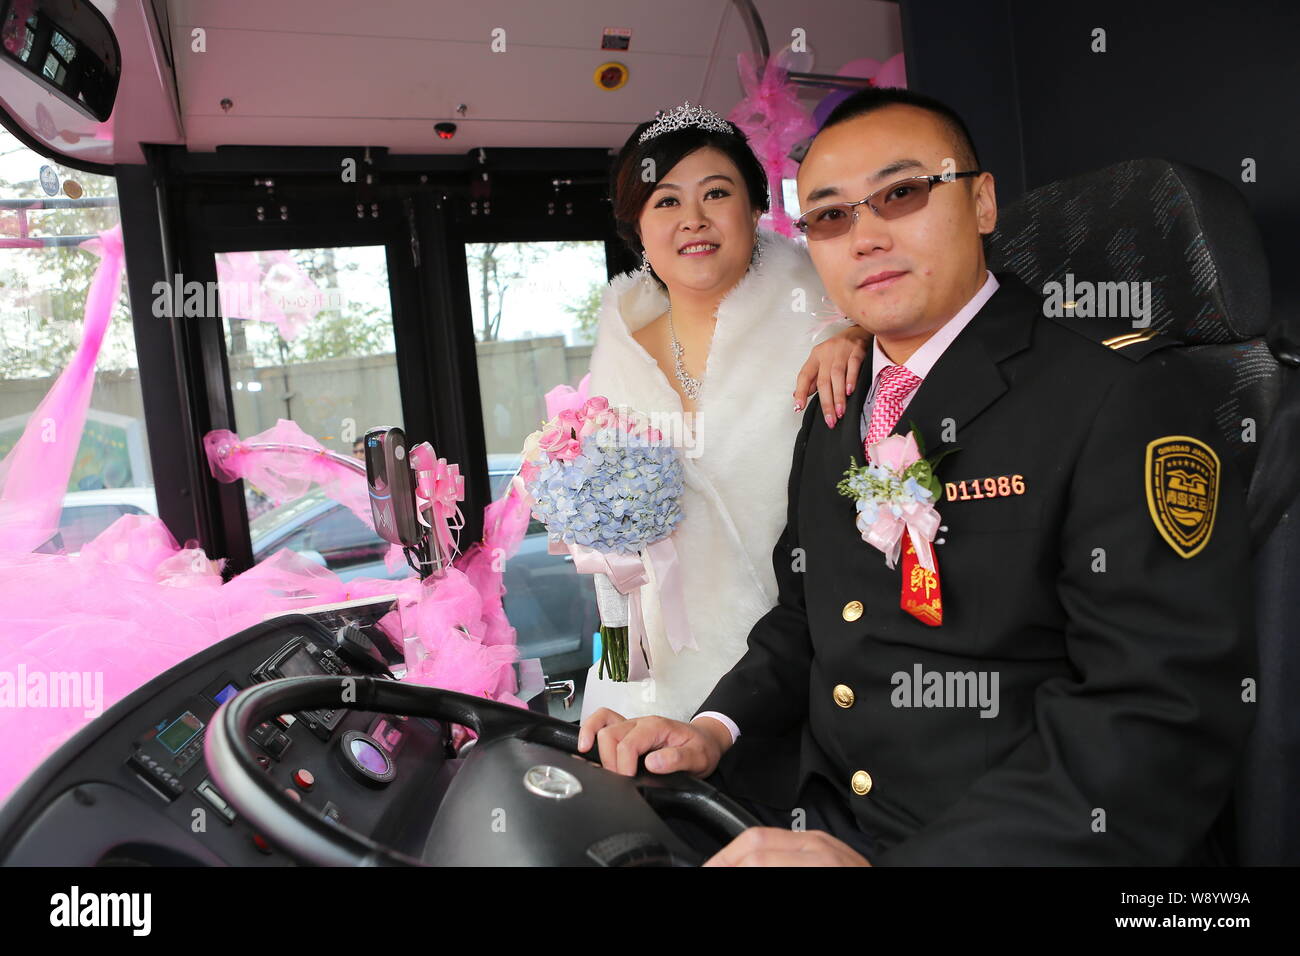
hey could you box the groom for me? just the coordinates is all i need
[578,87,1256,865]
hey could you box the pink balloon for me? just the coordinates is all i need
[873,52,908,90]
[838,58,882,80]
[812,57,885,128]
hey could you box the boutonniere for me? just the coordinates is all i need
[836,424,956,626]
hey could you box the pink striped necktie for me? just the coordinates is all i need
[862,362,943,627]
[864,364,923,449]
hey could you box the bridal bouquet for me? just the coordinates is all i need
[516,396,694,681]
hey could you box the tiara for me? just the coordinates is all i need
[637,101,733,144]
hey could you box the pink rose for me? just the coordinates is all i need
[537,426,568,458]
[556,411,582,442]
[582,396,610,420]
[868,432,921,474]
[593,409,619,430]
[646,426,664,443]
[558,408,583,432]
[553,438,583,461]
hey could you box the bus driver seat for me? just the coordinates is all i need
[985,156,1296,865]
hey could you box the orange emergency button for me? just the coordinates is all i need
[293,768,315,791]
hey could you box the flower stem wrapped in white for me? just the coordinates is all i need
[593,571,630,627]
[593,572,644,682]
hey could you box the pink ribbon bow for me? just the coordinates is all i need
[858,499,941,572]
[410,442,465,559]
[857,433,942,571]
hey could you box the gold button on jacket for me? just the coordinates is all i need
[833,684,855,708]
[842,600,864,622]
[851,770,873,795]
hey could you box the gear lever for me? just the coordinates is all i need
[334,623,394,677]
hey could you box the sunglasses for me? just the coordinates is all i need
[794,171,982,240]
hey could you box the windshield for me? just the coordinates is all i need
[248,490,330,543]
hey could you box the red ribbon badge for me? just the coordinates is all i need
[900,536,943,626]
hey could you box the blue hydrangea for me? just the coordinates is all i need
[526,428,685,555]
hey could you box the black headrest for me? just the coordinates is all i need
[987,158,1271,343]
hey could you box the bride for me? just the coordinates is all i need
[581,102,867,722]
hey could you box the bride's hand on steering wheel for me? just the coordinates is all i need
[794,325,870,428]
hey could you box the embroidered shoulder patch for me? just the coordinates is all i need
[1144,436,1220,558]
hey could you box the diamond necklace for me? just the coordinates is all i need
[667,304,703,400]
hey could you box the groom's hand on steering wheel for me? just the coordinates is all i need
[577,708,731,778]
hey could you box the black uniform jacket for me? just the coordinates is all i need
[696,272,1257,865]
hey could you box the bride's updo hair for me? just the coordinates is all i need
[610,117,770,278]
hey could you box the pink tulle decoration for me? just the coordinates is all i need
[0,518,530,803]
[728,50,816,237]
[204,421,528,699]
[78,512,214,579]
[0,236,537,803]
[0,224,125,554]
[455,480,532,651]
[213,250,324,341]
[0,546,229,802]
[0,432,530,802]
[203,418,402,565]
[402,569,519,701]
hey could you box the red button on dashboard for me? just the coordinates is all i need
[293,768,315,791]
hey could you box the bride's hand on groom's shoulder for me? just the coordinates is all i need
[577,708,727,779]
[794,326,870,429]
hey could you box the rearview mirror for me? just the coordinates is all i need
[0,0,121,121]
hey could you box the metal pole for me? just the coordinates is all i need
[221,440,450,577]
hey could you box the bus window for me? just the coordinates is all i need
[0,129,154,549]
[215,244,412,581]
[469,239,605,705]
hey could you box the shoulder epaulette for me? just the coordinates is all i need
[1043,312,1180,362]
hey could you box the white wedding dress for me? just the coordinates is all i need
[581,230,834,722]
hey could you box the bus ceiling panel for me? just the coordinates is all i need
[159,144,615,178]
[0,0,182,171]
[162,0,900,155]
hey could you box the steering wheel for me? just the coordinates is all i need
[204,676,759,866]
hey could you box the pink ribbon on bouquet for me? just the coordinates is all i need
[859,499,941,572]
[543,372,592,420]
[409,442,465,559]
[548,537,695,681]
